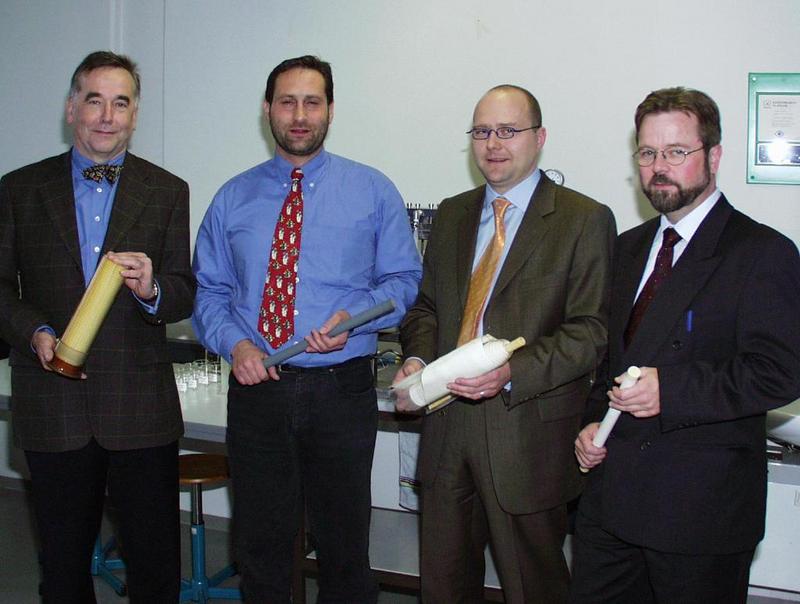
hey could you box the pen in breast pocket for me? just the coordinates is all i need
[686,310,693,333]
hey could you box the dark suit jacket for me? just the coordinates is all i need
[582,196,800,554]
[401,175,616,514]
[0,151,195,452]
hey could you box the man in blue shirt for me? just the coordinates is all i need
[192,55,421,603]
[0,51,195,602]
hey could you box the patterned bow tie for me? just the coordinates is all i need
[82,164,123,184]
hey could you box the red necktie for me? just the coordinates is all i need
[624,227,682,348]
[258,168,304,347]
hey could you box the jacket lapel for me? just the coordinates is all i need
[622,197,732,363]
[41,152,83,276]
[491,176,554,300]
[455,188,484,310]
[102,153,150,254]
[611,219,659,353]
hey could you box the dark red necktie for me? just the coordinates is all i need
[258,168,304,348]
[624,227,682,348]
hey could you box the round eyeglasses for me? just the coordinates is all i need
[634,146,704,167]
[467,125,540,140]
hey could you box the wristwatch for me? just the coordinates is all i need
[144,279,159,302]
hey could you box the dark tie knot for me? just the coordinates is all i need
[82,164,123,184]
[290,168,304,181]
[662,227,681,249]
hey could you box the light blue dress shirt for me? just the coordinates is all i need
[192,149,422,366]
[472,169,541,336]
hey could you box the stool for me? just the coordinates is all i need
[179,453,241,602]
[90,534,126,596]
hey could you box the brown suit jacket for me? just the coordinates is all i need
[401,175,616,514]
[0,151,195,452]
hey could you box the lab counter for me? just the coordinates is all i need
[0,358,404,442]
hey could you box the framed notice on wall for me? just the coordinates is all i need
[748,73,800,185]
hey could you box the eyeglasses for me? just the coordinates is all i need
[634,146,705,167]
[467,125,540,140]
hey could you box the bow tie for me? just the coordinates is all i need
[82,164,123,184]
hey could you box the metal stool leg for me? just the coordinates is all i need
[179,482,241,602]
[90,535,127,596]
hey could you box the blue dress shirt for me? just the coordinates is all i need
[192,150,422,366]
[36,149,161,343]
[71,149,123,286]
[70,149,159,311]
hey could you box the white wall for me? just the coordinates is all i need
[2,0,800,482]
[4,1,797,242]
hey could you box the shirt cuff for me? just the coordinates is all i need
[134,279,161,314]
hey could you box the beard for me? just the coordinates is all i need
[643,163,711,215]
[270,117,329,159]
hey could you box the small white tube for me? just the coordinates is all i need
[592,366,642,447]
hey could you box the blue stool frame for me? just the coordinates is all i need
[90,535,126,596]
[179,480,241,602]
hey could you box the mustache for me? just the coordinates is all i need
[649,174,678,187]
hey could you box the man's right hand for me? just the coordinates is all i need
[32,330,57,372]
[574,422,607,470]
[392,358,424,413]
[231,339,279,385]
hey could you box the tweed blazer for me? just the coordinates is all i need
[582,196,800,554]
[0,151,195,452]
[401,175,616,514]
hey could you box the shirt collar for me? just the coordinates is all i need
[269,148,330,185]
[484,169,541,212]
[70,147,125,172]
[659,188,721,243]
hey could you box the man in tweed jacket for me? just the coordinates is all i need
[0,51,195,603]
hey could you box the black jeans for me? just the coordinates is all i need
[227,356,379,604]
[25,438,180,604]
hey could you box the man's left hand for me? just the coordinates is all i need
[608,366,660,417]
[107,251,156,300]
[446,362,511,401]
[305,310,350,353]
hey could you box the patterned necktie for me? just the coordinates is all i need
[624,227,682,348]
[457,197,512,345]
[258,168,304,348]
[82,164,123,184]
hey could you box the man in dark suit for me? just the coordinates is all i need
[571,87,800,603]
[0,51,195,603]
[395,85,616,603]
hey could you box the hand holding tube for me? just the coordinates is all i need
[262,299,396,369]
[579,366,641,473]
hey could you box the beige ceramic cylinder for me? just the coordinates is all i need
[49,256,124,378]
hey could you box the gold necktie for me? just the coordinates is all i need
[457,197,511,345]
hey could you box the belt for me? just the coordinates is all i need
[276,355,370,375]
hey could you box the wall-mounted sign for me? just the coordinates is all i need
[748,73,800,185]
